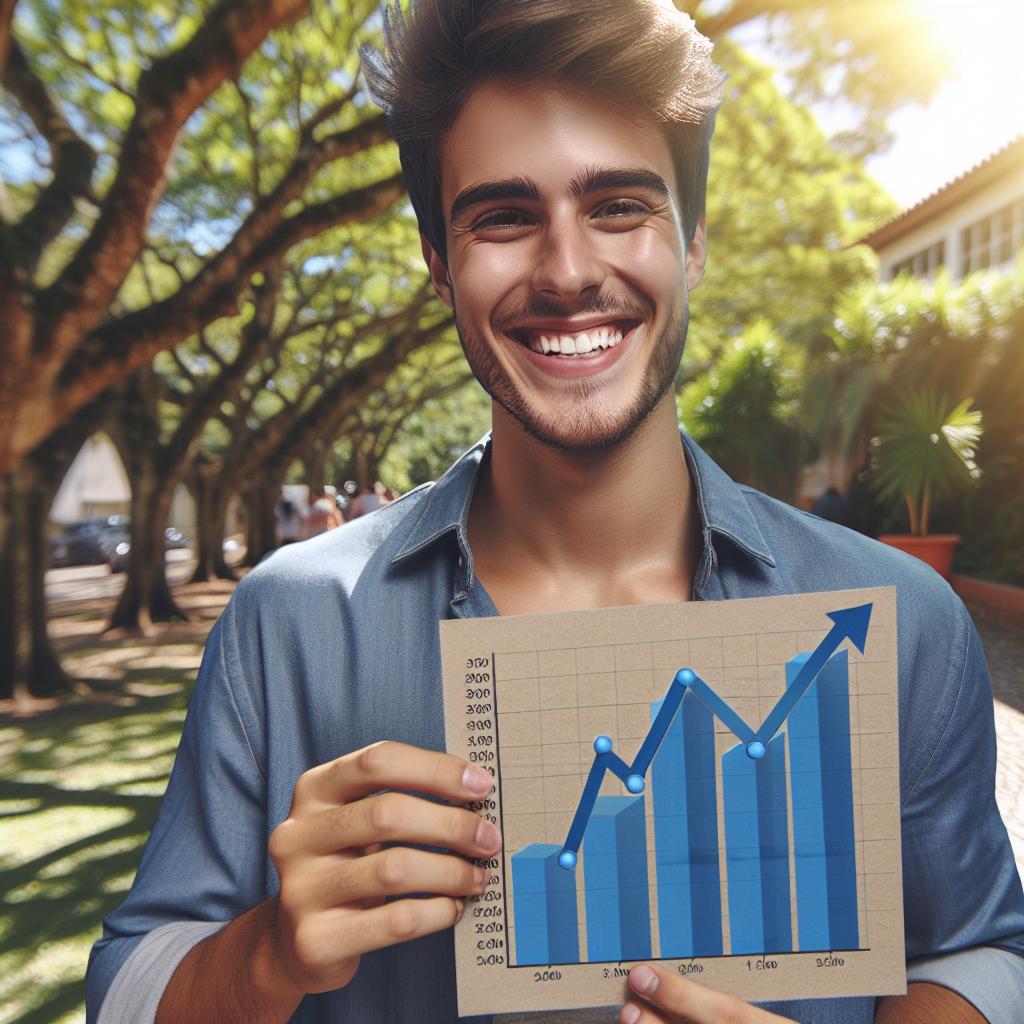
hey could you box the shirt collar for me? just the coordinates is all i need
[391,430,776,589]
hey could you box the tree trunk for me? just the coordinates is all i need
[242,475,280,567]
[307,439,327,493]
[108,458,183,629]
[189,457,235,583]
[0,408,103,699]
[107,372,186,630]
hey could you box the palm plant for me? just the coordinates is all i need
[870,389,983,537]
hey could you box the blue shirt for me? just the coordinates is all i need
[86,434,1024,1024]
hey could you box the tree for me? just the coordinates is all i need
[688,0,953,156]
[0,0,406,693]
[0,0,403,477]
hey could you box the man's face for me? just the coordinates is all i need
[426,78,706,452]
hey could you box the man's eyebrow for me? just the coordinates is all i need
[449,177,541,223]
[569,166,671,201]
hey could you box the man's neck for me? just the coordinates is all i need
[466,395,703,615]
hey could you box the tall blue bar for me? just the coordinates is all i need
[583,795,652,962]
[722,734,792,954]
[650,689,723,957]
[787,649,859,951]
[511,843,580,965]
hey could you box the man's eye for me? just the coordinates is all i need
[596,199,650,219]
[473,210,531,231]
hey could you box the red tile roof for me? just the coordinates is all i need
[858,135,1024,252]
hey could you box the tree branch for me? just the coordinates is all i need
[55,172,405,416]
[1,36,97,273]
[38,0,311,360]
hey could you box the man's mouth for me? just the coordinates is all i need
[512,322,633,358]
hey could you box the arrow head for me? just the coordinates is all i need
[826,602,873,654]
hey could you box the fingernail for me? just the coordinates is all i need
[630,965,658,997]
[475,819,501,851]
[619,1003,641,1024]
[473,865,487,886]
[453,898,465,922]
[463,766,493,796]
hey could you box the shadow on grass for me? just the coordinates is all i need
[0,682,195,1024]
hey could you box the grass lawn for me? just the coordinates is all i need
[0,567,232,1024]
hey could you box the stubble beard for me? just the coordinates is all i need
[454,299,688,453]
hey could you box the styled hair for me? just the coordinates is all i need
[362,0,726,263]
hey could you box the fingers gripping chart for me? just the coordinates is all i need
[441,589,905,1017]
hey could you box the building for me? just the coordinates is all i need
[796,137,1024,510]
[859,135,1024,282]
[49,432,131,524]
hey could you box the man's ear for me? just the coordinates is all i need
[685,213,707,292]
[421,234,454,308]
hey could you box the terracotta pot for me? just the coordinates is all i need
[878,534,960,579]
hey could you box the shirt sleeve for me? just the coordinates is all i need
[85,604,270,1023]
[899,601,1024,1020]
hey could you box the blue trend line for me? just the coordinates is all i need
[557,602,872,869]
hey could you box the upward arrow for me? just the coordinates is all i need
[751,602,873,747]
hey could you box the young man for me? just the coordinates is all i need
[86,2,1024,1022]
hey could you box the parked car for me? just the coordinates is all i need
[51,516,130,569]
[51,518,190,573]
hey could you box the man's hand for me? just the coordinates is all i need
[156,741,501,1023]
[618,964,796,1024]
[268,741,501,993]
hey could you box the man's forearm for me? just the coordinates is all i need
[155,897,304,1024]
[875,982,987,1024]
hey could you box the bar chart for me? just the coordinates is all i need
[441,588,905,1015]
[509,643,862,966]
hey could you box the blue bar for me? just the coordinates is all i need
[583,795,652,962]
[722,734,792,954]
[787,650,859,951]
[511,843,580,965]
[651,689,723,957]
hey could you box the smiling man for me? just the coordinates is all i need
[85,2,1024,1024]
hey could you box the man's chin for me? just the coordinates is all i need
[500,399,657,453]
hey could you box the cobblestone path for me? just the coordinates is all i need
[974,611,1024,885]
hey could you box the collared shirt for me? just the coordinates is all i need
[86,434,1024,1024]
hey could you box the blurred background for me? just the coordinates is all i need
[0,0,1022,1020]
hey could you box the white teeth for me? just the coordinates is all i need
[528,326,627,355]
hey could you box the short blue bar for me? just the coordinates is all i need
[511,843,580,965]
[651,689,722,957]
[787,650,859,951]
[722,734,792,955]
[584,795,652,962]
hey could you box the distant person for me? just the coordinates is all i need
[303,495,343,538]
[810,485,847,523]
[275,492,303,546]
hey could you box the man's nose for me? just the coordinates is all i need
[530,215,605,302]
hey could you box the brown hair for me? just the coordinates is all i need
[363,0,725,264]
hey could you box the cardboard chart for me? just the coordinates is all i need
[440,588,905,1016]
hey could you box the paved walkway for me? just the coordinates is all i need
[973,611,1024,884]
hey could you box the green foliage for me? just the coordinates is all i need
[805,259,1024,575]
[680,322,804,497]
[377,380,492,492]
[686,43,898,364]
[870,390,982,536]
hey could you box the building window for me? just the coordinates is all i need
[961,197,1024,277]
[891,241,945,281]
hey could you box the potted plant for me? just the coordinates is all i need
[871,388,983,578]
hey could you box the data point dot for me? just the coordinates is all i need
[594,735,613,754]
[558,850,577,870]
[626,774,645,794]
[746,741,766,759]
